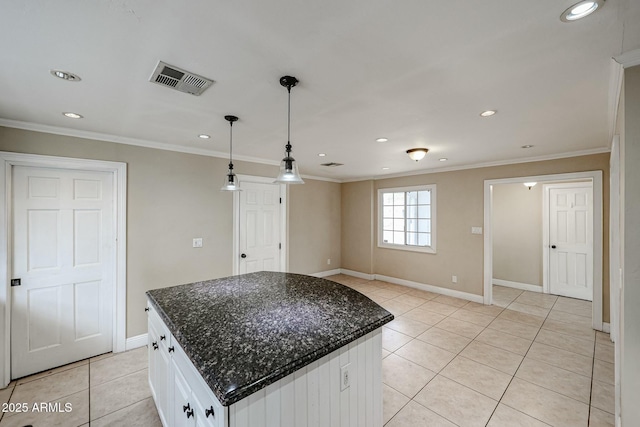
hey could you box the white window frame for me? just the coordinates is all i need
[377,184,437,254]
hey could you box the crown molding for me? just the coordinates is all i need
[300,174,342,183]
[341,147,611,183]
[0,119,279,167]
[615,48,640,68]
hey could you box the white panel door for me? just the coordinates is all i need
[11,166,114,378]
[549,184,593,301]
[238,182,281,274]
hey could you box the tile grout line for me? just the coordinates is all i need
[482,290,560,427]
[88,356,91,426]
[587,336,597,426]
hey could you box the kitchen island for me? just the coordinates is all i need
[145,271,393,427]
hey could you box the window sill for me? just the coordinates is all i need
[377,243,436,254]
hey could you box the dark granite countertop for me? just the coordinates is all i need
[145,271,393,406]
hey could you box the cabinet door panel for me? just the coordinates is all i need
[173,361,195,427]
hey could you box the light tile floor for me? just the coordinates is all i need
[328,275,615,427]
[0,278,615,427]
[0,346,160,427]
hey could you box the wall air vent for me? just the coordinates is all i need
[321,162,344,167]
[149,61,214,96]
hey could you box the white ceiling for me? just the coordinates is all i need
[1,0,638,181]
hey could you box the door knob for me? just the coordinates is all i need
[551,245,556,249]
[241,253,247,258]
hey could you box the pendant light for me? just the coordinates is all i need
[221,115,241,192]
[274,76,304,184]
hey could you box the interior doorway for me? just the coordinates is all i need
[483,171,603,331]
[0,152,127,388]
[233,175,287,275]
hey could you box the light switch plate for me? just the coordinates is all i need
[471,227,483,235]
[193,238,203,248]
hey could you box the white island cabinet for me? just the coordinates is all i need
[145,272,391,427]
[148,302,225,427]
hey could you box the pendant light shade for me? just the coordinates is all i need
[221,115,241,192]
[275,76,304,185]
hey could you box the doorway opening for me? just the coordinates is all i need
[0,152,127,387]
[483,171,603,331]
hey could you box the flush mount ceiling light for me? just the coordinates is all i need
[198,134,210,139]
[376,137,389,143]
[521,144,534,149]
[50,69,81,81]
[62,112,83,119]
[561,0,604,22]
[274,76,304,185]
[480,110,497,117]
[524,182,537,190]
[221,115,241,192]
[406,148,429,162]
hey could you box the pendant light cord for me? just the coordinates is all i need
[229,121,233,167]
[286,85,292,155]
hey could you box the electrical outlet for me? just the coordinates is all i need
[327,258,331,265]
[193,238,203,248]
[452,275,458,284]
[340,363,351,391]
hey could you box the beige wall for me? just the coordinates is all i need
[343,153,610,320]
[492,183,543,287]
[289,179,341,274]
[341,180,374,274]
[622,65,640,424]
[0,127,341,337]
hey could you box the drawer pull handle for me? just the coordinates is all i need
[152,342,158,350]
[160,335,166,341]
[206,406,215,418]
[186,408,194,418]
[168,346,175,353]
[144,307,149,312]
[183,403,191,413]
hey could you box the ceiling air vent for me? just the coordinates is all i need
[321,162,344,167]
[149,61,214,96]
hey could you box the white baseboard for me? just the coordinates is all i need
[340,269,483,304]
[602,322,611,333]
[493,278,542,293]
[340,269,375,281]
[310,269,342,278]
[125,333,148,351]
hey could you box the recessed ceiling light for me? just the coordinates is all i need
[50,69,81,81]
[382,167,390,170]
[376,138,388,143]
[480,110,497,117]
[521,144,534,149]
[561,0,604,22]
[318,153,326,157]
[439,158,448,162]
[62,112,83,119]
[198,134,210,139]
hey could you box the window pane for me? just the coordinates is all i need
[393,231,405,245]
[406,205,417,219]
[383,231,393,243]
[393,192,405,205]
[393,219,405,231]
[418,219,430,232]
[418,190,431,204]
[383,192,394,205]
[383,219,393,230]
[406,232,418,245]
[383,206,393,218]
[406,218,417,232]
[418,205,430,219]
[406,191,418,205]
[418,233,429,246]
[393,206,404,218]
